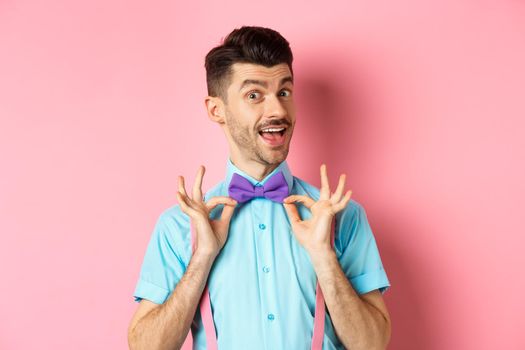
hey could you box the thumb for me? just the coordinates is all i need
[219,202,237,223]
[205,196,237,211]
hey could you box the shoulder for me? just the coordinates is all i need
[204,180,227,201]
[156,204,188,232]
[291,176,321,200]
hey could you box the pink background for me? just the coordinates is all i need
[1,1,524,349]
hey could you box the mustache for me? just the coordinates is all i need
[257,120,291,130]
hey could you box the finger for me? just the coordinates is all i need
[193,165,205,202]
[331,173,346,203]
[178,176,189,197]
[219,202,237,223]
[320,164,330,200]
[205,196,238,211]
[332,190,352,213]
[176,191,199,217]
[283,202,302,223]
[283,195,315,209]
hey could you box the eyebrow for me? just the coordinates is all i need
[239,76,294,91]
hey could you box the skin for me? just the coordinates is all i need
[205,62,296,181]
[128,62,391,350]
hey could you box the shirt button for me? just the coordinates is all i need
[263,266,270,273]
[267,313,275,321]
[259,223,266,230]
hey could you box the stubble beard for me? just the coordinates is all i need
[225,110,290,166]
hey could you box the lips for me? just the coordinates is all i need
[258,127,287,146]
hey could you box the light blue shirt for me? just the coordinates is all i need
[133,158,391,349]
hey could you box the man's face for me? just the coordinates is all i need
[221,62,296,166]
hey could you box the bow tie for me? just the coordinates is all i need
[228,171,289,204]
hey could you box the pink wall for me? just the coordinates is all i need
[1,1,524,349]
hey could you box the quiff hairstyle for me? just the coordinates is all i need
[204,26,294,101]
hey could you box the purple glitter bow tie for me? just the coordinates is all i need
[228,171,290,204]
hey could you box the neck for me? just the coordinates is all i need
[229,153,282,181]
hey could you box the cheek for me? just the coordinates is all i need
[285,100,296,114]
[226,107,257,134]
[237,105,263,127]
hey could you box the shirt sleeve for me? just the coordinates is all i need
[335,201,391,295]
[133,207,190,304]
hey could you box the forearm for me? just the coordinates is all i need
[310,250,389,350]
[129,251,217,350]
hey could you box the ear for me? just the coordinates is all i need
[204,96,226,125]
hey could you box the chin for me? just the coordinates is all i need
[253,136,291,164]
[263,148,289,164]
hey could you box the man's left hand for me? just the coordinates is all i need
[283,164,352,256]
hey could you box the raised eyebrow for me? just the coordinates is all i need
[239,76,294,92]
[280,76,294,86]
[239,79,268,91]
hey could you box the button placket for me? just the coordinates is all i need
[252,197,280,333]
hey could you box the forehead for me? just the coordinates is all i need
[229,63,292,86]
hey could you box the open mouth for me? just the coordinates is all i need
[258,126,287,146]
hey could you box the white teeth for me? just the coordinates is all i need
[261,127,285,133]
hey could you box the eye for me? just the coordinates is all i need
[279,89,292,97]
[247,91,262,100]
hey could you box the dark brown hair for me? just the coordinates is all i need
[205,26,294,100]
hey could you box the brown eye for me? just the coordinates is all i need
[248,92,261,100]
[279,89,291,97]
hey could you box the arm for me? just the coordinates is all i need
[310,250,391,350]
[283,164,391,350]
[128,250,217,350]
[128,165,237,350]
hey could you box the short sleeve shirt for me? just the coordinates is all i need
[133,158,391,349]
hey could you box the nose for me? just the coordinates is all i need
[265,94,287,119]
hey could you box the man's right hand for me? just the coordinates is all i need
[176,165,237,259]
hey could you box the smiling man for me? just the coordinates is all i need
[128,26,391,350]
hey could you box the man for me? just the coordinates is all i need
[128,26,391,350]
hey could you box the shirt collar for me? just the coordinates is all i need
[224,157,294,192]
